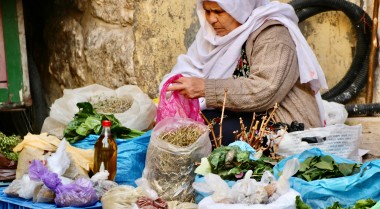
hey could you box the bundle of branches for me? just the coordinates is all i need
[201,89,296,160]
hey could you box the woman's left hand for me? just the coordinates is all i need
[167,77,205,98]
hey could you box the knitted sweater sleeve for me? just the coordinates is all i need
[204,24,299,112]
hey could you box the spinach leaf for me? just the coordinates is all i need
[207,146,274,181]
[294,155,362,181]
[63,102,144,143]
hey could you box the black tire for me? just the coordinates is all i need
[289,0,372,104]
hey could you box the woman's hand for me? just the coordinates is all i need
[167,77,205,98]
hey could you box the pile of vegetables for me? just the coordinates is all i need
[296,196,377,209]
[63,102,144,144]
[0,132,22,161]
[294,155,361,181]
[206,146,275,181]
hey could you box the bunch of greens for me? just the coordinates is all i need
[295,196,376,209]
[295,155,361,182]
[0,132,22,161]
[208,146,274,181]
[63,102,144,144]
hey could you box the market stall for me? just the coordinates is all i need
[0,81,379,209]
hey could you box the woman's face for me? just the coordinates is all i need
[203,1,241,36]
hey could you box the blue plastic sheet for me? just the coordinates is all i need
[273,148,380,209]
[0,187,102,209]
[73,131,151,186]
[194,141,256,203]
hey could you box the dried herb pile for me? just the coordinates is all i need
[158,125,203,147]
[208,146,275,181]
[90,96,132,114]
[294,155,361,182]
[146,124,208,202]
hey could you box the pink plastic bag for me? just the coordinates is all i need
[156,74,204,123]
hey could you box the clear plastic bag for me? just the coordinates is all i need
[142,117,211,202]
[156,74,204,123]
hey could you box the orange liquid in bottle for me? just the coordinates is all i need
[93,121,117,181]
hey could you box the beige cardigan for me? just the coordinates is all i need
[204,20,322,128]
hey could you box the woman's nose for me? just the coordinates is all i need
[208,13,218,24]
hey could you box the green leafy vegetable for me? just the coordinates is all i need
[207,145,274,181]
[63,102,144,143]
[0,132,22,161]
[294,155,362,182]
[296,196,376,209]
[296,196,312,209]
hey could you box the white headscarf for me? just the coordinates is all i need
[160,0,328,125]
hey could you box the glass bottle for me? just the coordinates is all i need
[93,120,117,181]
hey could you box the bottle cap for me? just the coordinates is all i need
[102,120,111,127]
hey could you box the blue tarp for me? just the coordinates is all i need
[0,131,151,208]
[273,148,380,209]
[73,131,151,186]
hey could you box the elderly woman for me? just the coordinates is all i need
[159,0,328,145]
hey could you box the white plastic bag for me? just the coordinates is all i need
[195,159,300,209]
[42,84,156,138]
[323,100,348,125]
[197,189,299,209]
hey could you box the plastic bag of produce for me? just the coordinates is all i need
[42,84,156,138]
[156,74,204,123]
[273,148,380,209]
[101,185,143,209]
[194,159,300,209]
[13,133,92,179]
[29,160,98,207]
[142,117,211,202]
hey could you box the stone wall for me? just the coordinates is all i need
[36,0,379,106]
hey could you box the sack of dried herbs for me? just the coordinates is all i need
[142,117,211,202]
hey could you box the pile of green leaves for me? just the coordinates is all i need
[63,102,144,144]
[295,155,361,182]
[0,132,22,161]
[208,146,274,181]
[295,196,377,209]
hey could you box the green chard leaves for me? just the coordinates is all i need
[208,146,274,181]
[63,102,144,143]
[295,155,361,182]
